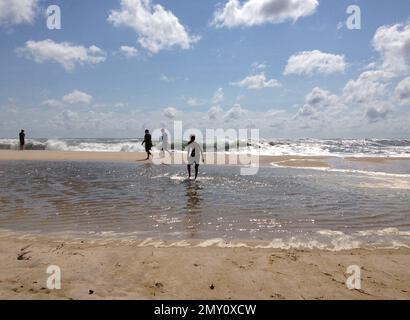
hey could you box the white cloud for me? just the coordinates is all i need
[395,77,410,106]
[41,99,62,108]
[343,70,393,105]
[208,106,223,120]
[365,103,392,122]
[225,104,247,120]
[119,45,138,58]
[296,87,341,119]
[296,104,315,118]
[341,22,410,110]
[62,90,93,104]
[0,0,38,26]
[17,39,106,72]
[373,22,410,74]
[108,0,199,54]
[183,97,204,107]
[284,50,346,76]
[160,74,174,82]
[163,107,178,119]
[212,88,225,104]
[305,87,339,108]
[212,0,318,28]
[251,62,267,71]
[231,73,281,89]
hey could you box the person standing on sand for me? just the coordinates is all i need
[19,130,25,151]
[142,129,153,160]
[161,128,171,156]
[186,135,204,180]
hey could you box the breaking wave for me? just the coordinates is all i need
[0,138,410,157]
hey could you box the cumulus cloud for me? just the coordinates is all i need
[231,73,281,89]
[212,0,318,28]
[305,87,339,108]
[296,87,341,119]
[225,104,247,120]
[373,22,410,74]
[108,0,199,54]
[17,39,106,72]
[119,45,138,58]
[0,0,38,26]
[208,105,223,120]
[343,70,393,105]
[284,50,346,76]
[395,77,410,106]
[365,103,392,122]
[296,104,315,118]
[62,90,93,104]
[163,107,178,119]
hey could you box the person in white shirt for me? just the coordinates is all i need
[161,128,171,155]
[186,135,204,180]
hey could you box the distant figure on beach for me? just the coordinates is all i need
[142,129,152,160]
[19,130,25,150]
[161,128,171,156]
[186,135,204,180]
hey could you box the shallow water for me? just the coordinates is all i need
[0,161,409,249]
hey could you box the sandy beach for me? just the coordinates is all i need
[0,234,409,300]
[0,149,333,167]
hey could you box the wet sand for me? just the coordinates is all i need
[0,235,409,300]
[0,150,335,168]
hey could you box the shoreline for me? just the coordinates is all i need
[1,150,410,168]
[1,228,409,251]
[0,234,409,300]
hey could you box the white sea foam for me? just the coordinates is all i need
[270,163,410,178]
[1,138,410,157]
[0,228,408,251]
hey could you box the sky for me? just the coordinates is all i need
[0,0,410,139]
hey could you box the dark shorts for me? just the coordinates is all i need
[145,144,152,152]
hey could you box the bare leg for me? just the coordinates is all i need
[194,164,199,180]
[187,164,191,178]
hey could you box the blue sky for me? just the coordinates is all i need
[0,0,410,138]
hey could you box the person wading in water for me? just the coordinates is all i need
[142,129,153,160]
[186,135,204,180]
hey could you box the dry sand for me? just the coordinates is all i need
[0,235,409,300]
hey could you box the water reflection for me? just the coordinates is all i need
[183,181,203,237]
[185,181,202,211]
